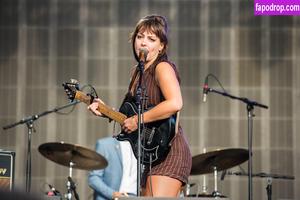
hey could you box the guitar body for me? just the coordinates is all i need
[115,100,176,165]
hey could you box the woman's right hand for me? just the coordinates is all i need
[87,98,104,117]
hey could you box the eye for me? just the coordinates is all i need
[136,34,143,39]
[148,36,156,42]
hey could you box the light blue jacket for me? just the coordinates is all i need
[88,137,123,200]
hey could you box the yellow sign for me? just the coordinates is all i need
[0,168,7,175]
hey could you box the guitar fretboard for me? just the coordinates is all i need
[75,91,127,124]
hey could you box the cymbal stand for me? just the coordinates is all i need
[66,161,74,200]
[212,166,222,197]
[64,161,80,200]
[201,178,208,195]
[266,178,272,200]
[68,176,80,200]
[184,183,196,196]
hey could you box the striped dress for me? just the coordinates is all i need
[125,60,192,185]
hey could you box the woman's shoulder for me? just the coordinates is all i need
[155,61,177,73]
[156,60,173,69]
[155,60,181,83]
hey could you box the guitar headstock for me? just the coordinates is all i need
[62,79,80,102]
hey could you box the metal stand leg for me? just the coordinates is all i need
[212,166,221,197]
[66,162,74,200]
[266,178,272,200]
[201,176,208,195]
[25,121,33,192]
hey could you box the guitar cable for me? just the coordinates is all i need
[57,83,98,115]
[149,155,154,197]
[81,84,99,99]
[58,83,98,115]
[55,103,77,115]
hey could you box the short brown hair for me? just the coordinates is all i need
[131,15,169,62]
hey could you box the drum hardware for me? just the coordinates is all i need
[266,178,272,200]
[190,148,249,198]
[45,183,61,196]
[211,166,221,197]
[226,171,295,200]
[67,175,79,200]
[202,74,268,200]
[193,166,227,198]
[39,142,108,200]
[2,100,80,192]
[181,183,196,197]
[64,162,77,200]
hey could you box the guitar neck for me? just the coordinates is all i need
[75,91,127,125]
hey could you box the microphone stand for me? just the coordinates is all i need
[206,87,268,200]
[136,60,145,196]
[2,100,80,192]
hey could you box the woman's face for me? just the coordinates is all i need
[134,29,164,66]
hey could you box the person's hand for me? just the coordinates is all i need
[87,98,105,117]
[112,191,129,199]
[122,115,138,133]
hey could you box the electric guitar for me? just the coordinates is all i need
[62,81,176,165]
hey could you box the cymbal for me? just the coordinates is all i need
[38,142,108,170]
[191,148,249,175]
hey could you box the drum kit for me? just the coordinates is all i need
[186,148,249,198]
[38,141,295,200]
[185,148,294,199]
[38,141,251,199]
[38,142,108,200]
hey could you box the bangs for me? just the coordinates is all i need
[137,21,167,43]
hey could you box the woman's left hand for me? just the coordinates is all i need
[122,115,138,133]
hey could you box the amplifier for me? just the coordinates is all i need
[0,150,15,190]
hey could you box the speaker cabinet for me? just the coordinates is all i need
[0,150,15,190]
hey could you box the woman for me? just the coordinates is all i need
[88,14,192,197]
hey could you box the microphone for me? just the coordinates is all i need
[138,48,148,63]
[202,76,209,102]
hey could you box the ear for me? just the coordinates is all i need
[159,43,164,52]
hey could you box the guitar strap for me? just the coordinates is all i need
[175,111,180,135]
[129,64,180,136]
[169,111,180,146]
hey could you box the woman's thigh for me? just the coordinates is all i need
[143,175,182,197]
